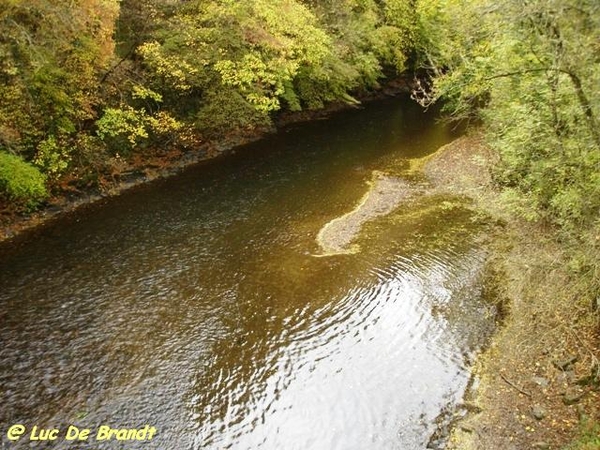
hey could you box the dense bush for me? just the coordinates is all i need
[124,0,420,135]
[0,152,48,205]
[5,0,598,239]
[0,0,425,202]
[415,0,600,232]
[414,0,600,327]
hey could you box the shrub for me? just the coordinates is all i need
[0,151,48,206]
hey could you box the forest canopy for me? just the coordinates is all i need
[0,0,598,237]
[415,0,600,231]
[0,0,420,207]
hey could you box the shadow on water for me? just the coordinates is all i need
[0,97,494,449]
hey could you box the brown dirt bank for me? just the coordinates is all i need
[0,77,417,244]
[425,134,600,450]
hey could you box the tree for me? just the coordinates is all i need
[0,0,119,180]
[415,0,600,230]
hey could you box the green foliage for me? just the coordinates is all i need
[131,0,419,132]
[96,106,149,148]
[0,0,119,200]
[194,87,272,137]
[135,0,336,128]
[0,151,47,205]
[0,0,119,144]
[96,105,182,151]
[34,136,71,177]
[417,0,600,231]
[0,0,425,208]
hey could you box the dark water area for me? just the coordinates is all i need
[0,98,494,449]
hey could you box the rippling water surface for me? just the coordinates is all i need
[0,98,494,449]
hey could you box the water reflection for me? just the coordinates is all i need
[192,242,492,450]
[0,97,493,449]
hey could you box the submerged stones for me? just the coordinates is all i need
[315,171,417,255]
[314,144,482,257]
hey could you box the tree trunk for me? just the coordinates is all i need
[566,70,600,148]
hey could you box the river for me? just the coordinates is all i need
[0,97,495,449]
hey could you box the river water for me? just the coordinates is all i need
[0,98,495,449]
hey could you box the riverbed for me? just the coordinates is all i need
[0,98,495,449]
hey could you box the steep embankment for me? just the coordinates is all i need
[0,80,415,244]
[1,0,423,237]
[425,135,600,450]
